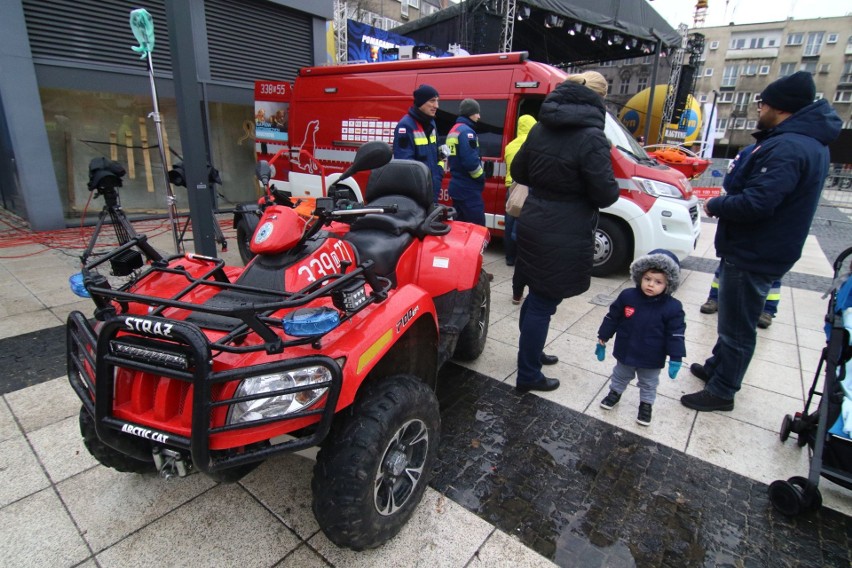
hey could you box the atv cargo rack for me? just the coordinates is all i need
[67,236,392,473]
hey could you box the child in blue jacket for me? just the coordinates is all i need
[596,249,686,425]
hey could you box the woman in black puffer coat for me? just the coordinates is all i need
[510,73,620,392]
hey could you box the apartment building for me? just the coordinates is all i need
[696,16,852,156]
[586,16,851,158]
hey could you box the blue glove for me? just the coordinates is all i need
[668,360,682,380]
[595,343,606,361]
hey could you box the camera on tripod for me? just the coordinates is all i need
[88,157,127,198]
[84,157,142,276]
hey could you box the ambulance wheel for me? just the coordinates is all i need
[236,220,255,265]
[454,269,490,361]
[592,217,631,277]
[780,414,793,442]
[79,407,156,474]
[312,375,440,550]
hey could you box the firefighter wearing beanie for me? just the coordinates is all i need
[446,98,487,226]
[393,84,444,202]
[682,71,842,413]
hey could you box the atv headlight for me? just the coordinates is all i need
[632,177,684,199]
[227,366,331,424]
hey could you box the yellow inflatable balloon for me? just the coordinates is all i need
[619,85,702,146]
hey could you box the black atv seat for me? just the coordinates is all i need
[345,159,433,284]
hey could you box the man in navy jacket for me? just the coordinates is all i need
[447,98,486,225]
[393,84,445,202]
[682,71,842,411]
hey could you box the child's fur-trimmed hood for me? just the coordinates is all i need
[630,249,681,294]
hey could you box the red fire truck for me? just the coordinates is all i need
[253,51,700,276]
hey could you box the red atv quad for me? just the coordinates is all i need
[66,141,490,550]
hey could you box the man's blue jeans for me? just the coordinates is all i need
[703,260,783,399]
[517,290,561,385]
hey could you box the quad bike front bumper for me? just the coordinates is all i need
[67,311,343,476]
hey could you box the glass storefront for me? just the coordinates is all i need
[40,87,260,219]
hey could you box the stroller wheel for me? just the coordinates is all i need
[780,414,793,442]
[796,431,810,447]
[769,479,804,516]
[769,477,822,516]
[788,476,822,511]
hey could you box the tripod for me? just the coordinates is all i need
[80,183,161,276]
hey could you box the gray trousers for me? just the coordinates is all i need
[609,361,661,405]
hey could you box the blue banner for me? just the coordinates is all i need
[346,20,446,62]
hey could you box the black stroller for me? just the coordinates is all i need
[770,246,852,516]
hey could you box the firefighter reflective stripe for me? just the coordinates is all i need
[446,123,461,155]
[766,282,781,302]
[412,123,436,147]
[447,123,483,178]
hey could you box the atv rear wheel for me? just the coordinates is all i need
[312,375,440,550]
[453,268,490,361]
[79,407,156,474]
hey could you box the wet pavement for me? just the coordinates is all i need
[435,363,852,566]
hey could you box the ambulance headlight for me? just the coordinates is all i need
[227,366,331,424]
[632,177,684,199]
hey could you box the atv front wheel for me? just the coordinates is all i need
[453,268,490,361]
[236,219,255,265]
[312,375,440,550]
[79,407,156,474]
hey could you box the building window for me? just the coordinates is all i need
[601,60,614,67]
[835,91,852,103]
[400,0,408,17]
[699,94,708,103]
[704,67,714,76]
[636,76,648,92]
[734,91,752,112]
[842,62,852,85]
[800,61,817,74]
[722,65,739,87]
[718,92,734,103]
[408,0,420,8]
[752,93,762,102]
[716,117,728,132]
[758,65,770,75]
[742,64,758,76]
[803,32,824,57]
[827,33,838,44]
[786,33,804,46]
[819,64,831,74]
[767,38,777,47]
[779,62,796,77]
[731,38,746,49]
[709,40,719,50]
[619,81,631,95]
[815,92,823,100]
[734,118,747,129]
[749,37,765,49]
[746,120,757,130]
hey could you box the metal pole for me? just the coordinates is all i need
[146,51,183,254]
[643,34,663,144]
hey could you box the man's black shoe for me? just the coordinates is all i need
[540,353,559,365]
[516,377,560,393]
[681,389,734,411]
[690,363,710,382]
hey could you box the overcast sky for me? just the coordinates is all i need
[648,0,851,29]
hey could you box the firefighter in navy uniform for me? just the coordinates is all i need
[393,84,445,202]
[447,98,486,225]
